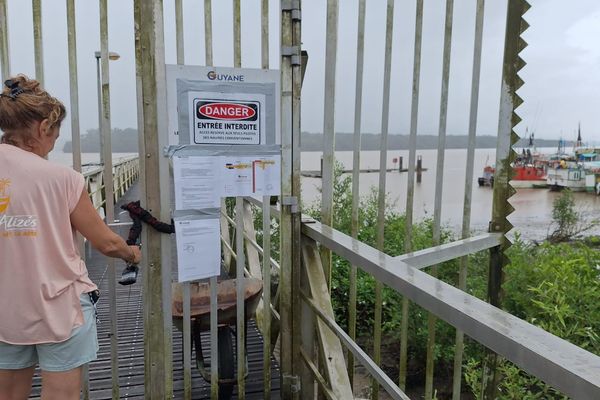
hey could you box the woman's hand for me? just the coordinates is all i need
[128,245,142,264]
[71,188,140,263]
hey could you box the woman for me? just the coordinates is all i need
[0,75,141,400]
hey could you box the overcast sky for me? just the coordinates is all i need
[3,0,600,146]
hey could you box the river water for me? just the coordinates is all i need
[301,148,600,241]
[49,149,600,242]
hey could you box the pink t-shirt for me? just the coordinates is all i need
[0,144,97,344]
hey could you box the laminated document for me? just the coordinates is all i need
[174,216,221,282]
[251,155,280,196]
[173,154,280,208]
[173,156,221,210]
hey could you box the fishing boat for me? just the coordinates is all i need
[546,124,599,192]
[477,160,548,189]
[477,164,495,187]
[478,131,548,189]
[547,163,586,191]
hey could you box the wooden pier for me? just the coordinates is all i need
[301,167,428,178]
[28,184,280,399]
[302,155,427,178]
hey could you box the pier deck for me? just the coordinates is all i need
[28,183,280,399]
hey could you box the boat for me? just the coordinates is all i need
[547,163,586,191]
[478,131,548,189]
[478,164,495,187]
[546,124,599,192]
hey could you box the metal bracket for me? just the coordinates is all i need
[281,196,299,214]
[281,0,300,12]
[281,0,301,21]
[281,45,302,66]
[282,373,301,394]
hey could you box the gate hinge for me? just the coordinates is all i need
[282,0,302,21]
[283,373,301,393]
[282,0,301,17]
[281,0,300,10]
[281,196,299,214]
[282,45,302,66]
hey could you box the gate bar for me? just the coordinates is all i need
[348,0,366,388]
[373,1,394,398]
[99,2,119,398]
[452,1,486,397]
[291,6,304,400]
[173,2,193,399]
[280,2,295,397]
[66,0,83,201]
[320,0,339,290]
[424,1,454,397]
[232,3,246,397]
[399,0,424,389]
[0,0,10,81]
[32,0,44,86]
[66,0,86,396]
[261,0,272,397]
[201,2,220,397]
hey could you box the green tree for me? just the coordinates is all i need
[548,189,597,242]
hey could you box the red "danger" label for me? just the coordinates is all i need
[197,102,256,120]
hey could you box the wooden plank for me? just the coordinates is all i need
[242,200,270,339]
[301,237,353,399]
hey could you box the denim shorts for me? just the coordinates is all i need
[0,293,99,372]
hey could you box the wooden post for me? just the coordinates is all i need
[134,0,173,397]
[484,0,530,398]
[417,155,423,183]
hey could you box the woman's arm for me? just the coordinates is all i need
[70,189,141,264]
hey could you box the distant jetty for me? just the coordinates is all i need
[302,155,428,181]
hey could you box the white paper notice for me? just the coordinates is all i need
[173,156,221,210]
[251,155,281,196]
[218,155,280,197]
[220,157,254,197]
[175,218,221,282]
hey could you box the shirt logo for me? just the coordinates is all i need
[0,178,38,236]
[0,178,10,213]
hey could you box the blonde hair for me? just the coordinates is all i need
[0,74,66,146]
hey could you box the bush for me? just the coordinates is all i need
[465,239,600,399]
[305,163,469,380]
[303,162,600,398]
[548,189,598,242]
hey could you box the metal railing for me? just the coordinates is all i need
[82,156,140,214]
[240,195,600,400]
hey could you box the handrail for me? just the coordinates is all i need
[242,195,600,399]
[302,220,600,400]
[82,156,140,213]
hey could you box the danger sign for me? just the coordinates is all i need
[197,102,257,120]
[193,98,262,145]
